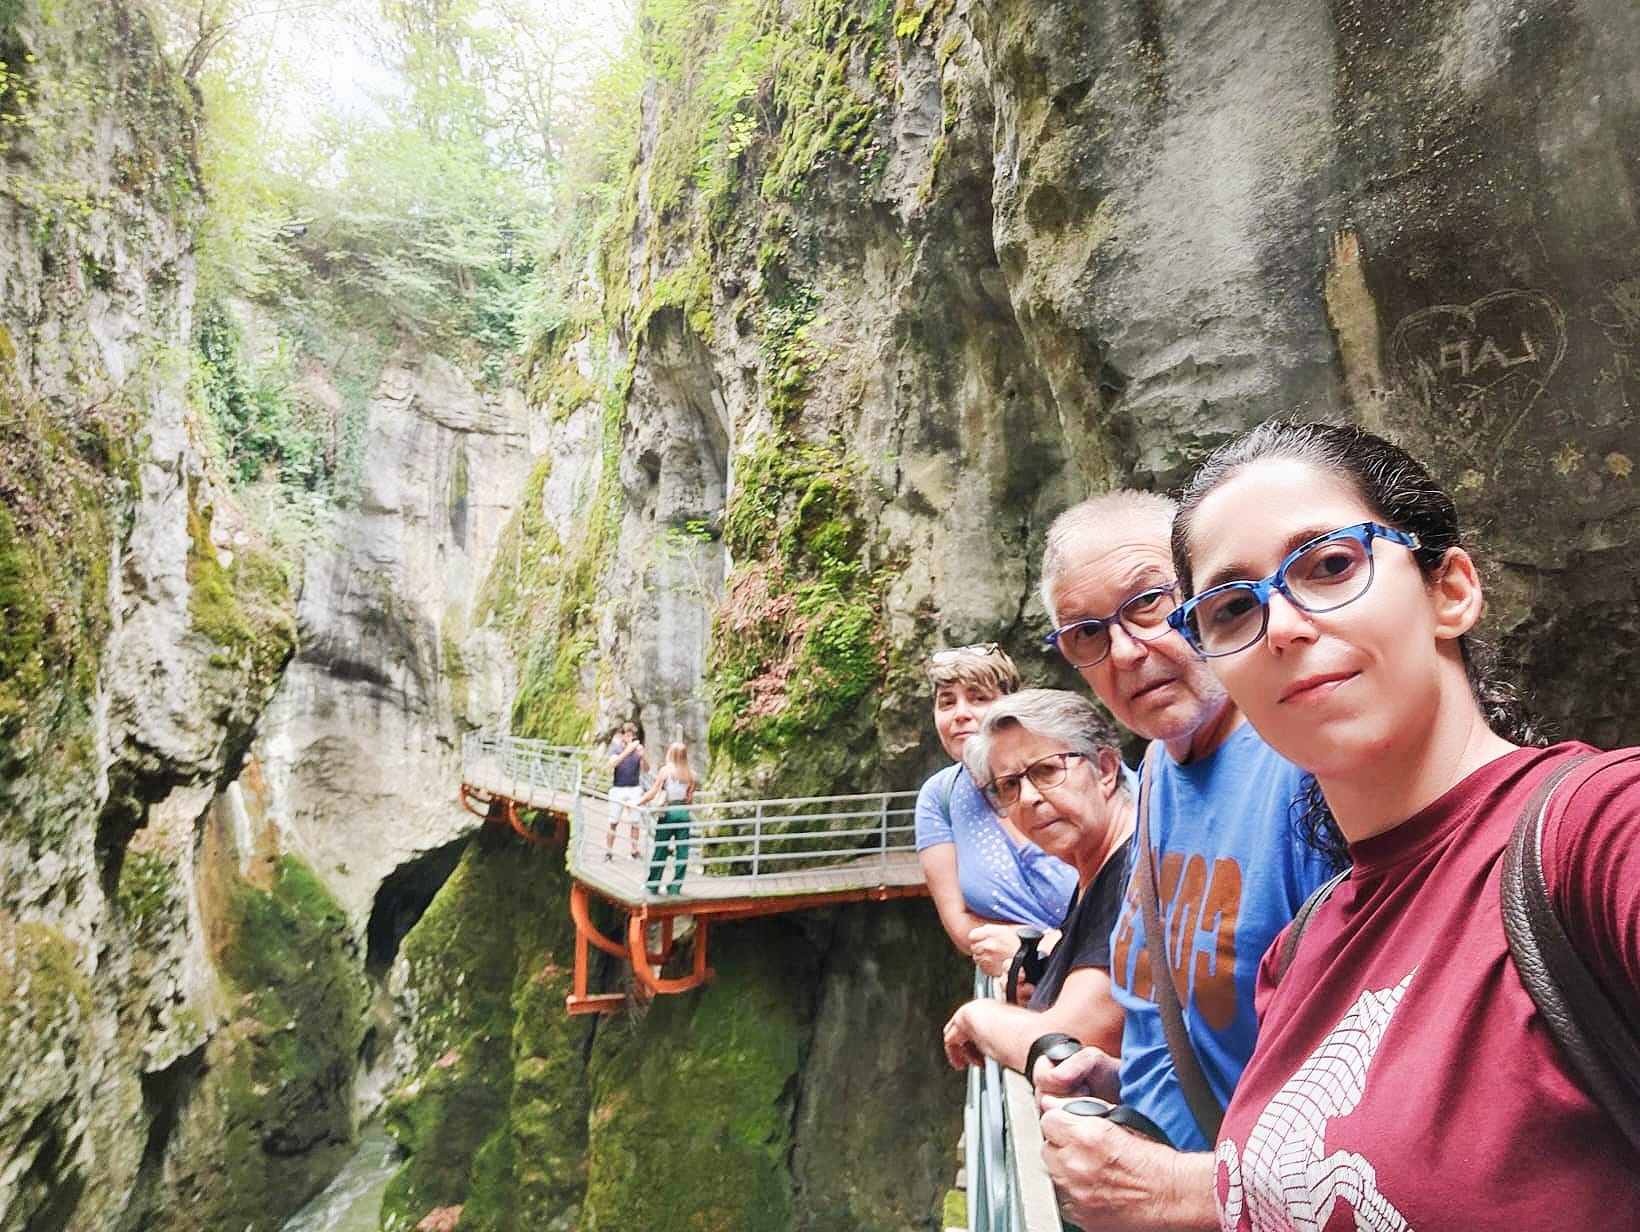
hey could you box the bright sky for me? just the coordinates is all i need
[230,0,633,136]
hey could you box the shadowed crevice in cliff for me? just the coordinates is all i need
[365,836,470,976]
[117,1045,208,1232]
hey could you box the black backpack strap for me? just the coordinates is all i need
[1275,869,1349,983]
[1502,750,1640,1153]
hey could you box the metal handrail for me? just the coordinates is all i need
[965,972,1064,1232]
[460,732,924,890]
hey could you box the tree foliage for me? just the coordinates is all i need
[140,0,634,531]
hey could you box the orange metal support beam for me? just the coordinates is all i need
[627,911,713,996]
[569,882,628,958]
[459,783,494,818]
[567,882,633,1014]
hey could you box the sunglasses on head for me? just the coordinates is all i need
[930,642,1003,666]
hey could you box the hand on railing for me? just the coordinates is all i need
[967,922,1026,981]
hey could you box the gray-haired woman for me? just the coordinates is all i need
[941,689,1133,1072]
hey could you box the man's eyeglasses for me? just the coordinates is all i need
[1044,584,1180,669]
[1167,521,1421,658]
[982,751,1087,808]
[931,642,1003,666]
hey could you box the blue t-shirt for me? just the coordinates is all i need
[914,763,1078,932]
[1107,721,1337,1151]
[609,739,642,788]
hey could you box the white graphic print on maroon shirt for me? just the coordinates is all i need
[1216,970,1415,1232]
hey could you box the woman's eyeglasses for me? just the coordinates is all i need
[930,642,1003,665]
[1044,584,1179,669]
[982,750,1087,807]
[1167,521,1421,658]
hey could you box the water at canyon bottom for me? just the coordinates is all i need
[281,1122,400,1232]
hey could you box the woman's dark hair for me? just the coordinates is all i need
[1171,419,1548,865]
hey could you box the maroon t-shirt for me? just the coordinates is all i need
[1215,743,1640,1231]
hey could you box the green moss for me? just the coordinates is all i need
[580,924,817,1231]
[590,0,894,380]
[942,1187,967,1227]
[710,438,898,794]
[185,481,297,688]
[383,826,593,1232]
[115,848,179,931]
[0,918,89,1040]
[159,855,368,1232]
[495,368,630,745]
[0,372,125,815]
[895,0,958,43]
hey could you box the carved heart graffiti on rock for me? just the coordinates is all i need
[1387,289,1567,458]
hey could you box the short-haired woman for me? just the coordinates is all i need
[1152,419,1640,1228]
[941,689,1132,1071]
[916,646,1079,977]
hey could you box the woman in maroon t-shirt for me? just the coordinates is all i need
[1156,420,1640,1230]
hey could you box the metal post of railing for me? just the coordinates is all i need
[878,793,890,871]
[751,803,763,878]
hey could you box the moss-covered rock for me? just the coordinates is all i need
[709,437,908,798]
[185,479,297,692]
[0,376,129,831]
[155,855,369,1232]
[580,921,818,1232]
[383,825,593,1232]
[0,916,92,1230]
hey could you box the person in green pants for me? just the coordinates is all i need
[638,741,697,895]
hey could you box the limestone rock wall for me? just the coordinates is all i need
[247,346,534,931]
[968,0,1640,740]
[0,3,309,1228]
[577,0,1640,795]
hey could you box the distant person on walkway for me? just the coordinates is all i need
[639,741,696,895]
[606,721,647,860]
[915,645,1078,977]
[941,689,1133,1071]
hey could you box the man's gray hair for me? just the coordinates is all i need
[1039,490,1178,625]
[964,688,1127,791]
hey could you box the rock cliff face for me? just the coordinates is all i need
[0,3,308,1227]
[8,0,1640,1229]
[0,4,531,1228]
[968,0,1640,743]
[571,0,1640,782]
[247,347,532,932]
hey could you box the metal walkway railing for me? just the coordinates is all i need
[964,974,1062,1232]
[458,731,931,1012]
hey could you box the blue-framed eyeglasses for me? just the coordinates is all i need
[1167,521,1422,658]
[1044,583,1180,669]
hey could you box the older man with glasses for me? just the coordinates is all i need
[1029,490,1341,1232]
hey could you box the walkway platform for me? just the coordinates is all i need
[460,735,930,1013]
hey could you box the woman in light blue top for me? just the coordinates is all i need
[915,644,1078,975]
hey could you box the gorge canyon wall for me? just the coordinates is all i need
[3,0,1639,1230]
